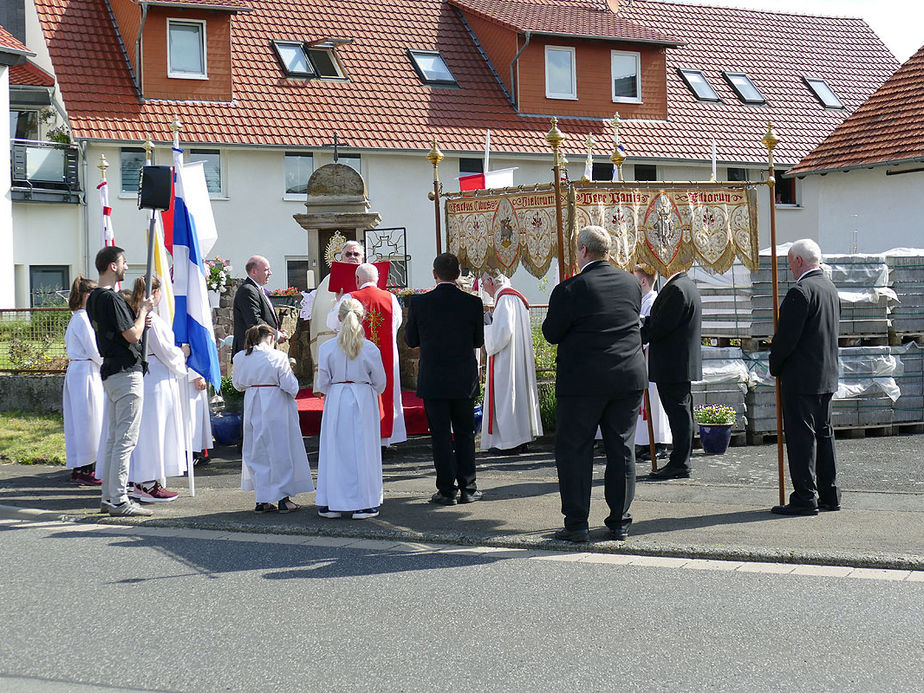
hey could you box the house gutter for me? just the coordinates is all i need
[509,31,531,110]
[79,139,90,276]
[136,3,149,96]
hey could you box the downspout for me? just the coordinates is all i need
[135,2,149,95]
[79,139,90,276]
[509,31,531,110]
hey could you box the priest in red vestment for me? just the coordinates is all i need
[327,263,406,444]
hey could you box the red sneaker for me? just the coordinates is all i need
[72,470,102,486]
[142,481,178,502]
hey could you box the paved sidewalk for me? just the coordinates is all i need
[2,432,923,570]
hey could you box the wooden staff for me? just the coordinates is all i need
[546,118,567,280]
[762,122,786,506]
[644,387,658,472]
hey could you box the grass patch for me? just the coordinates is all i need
[0,411,66,465]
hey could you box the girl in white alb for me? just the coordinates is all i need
[62,275,104,485]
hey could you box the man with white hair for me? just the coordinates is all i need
[480,268,542,453]
[310,240,364,390]
[327,262,407,445]
[769,238,841,515]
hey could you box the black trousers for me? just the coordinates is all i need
[555,390,643,532]
[781,389,840,508]
[657,381,694,471]
[423,397,477,496]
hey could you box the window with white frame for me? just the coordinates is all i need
[167,19,207,79]
[286,258,312,292]
[545,46,576,100]
[307,45,346,79]
[611,50,641,103]
[120,147,146,193]
[459,157,483,176]
[776,174,798,206]
[338,154,360,173]
[189,149,222,194]
[284,153,314,196]
[804,77,843,109]
[678,68,719,102]
[273,41,316,77]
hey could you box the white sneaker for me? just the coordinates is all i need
[99,500,113,513]
[317,506,342,519]
[108,500,153,517]
[352,507,380,519]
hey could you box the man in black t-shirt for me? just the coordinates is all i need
[86,246,155,517]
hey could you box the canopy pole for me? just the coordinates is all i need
[427,139,444,256]
[762,122,786,507]
[644,387,658,472]
[546,118,567,280]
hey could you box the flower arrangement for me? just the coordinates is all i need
[205,257,232,293]
[269,286,302,296]
[694,404,737,426]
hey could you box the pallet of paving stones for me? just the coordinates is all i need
[692,265,752,340]
[886,253,924,337]
[692,346,750,433]
[892,341,924,424]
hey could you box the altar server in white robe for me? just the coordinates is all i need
[233,324,314,513]
[309,240,364,390]
[326,262,407,445]
[480,269,543,452]
[186,369,212,462]
[126,276,187,502]
[63,275,104,485]
[316,298,387,519]
[634,264,671,458]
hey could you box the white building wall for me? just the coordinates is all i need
[0,66,13,307]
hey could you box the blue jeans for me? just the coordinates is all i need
[100,370,144,505]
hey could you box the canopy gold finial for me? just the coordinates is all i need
[97,153,109,174]
[169,115,182,135]
[762,121,780,152]
[545,117,564,150]
[426,137,444,167]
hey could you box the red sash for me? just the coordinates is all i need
[487,288,529,435]
[351,285,395,438]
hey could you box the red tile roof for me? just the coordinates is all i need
[9,60,55,87]
[789,44,924,174]
[0,24,32,55]
[32,0,898,167]
[145,0,252,10]
[449,0,682,45]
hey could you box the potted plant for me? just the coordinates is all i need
[205,257,232,308]
[694,404,737,455]
[210,376,244,446]
[268,286,303,307]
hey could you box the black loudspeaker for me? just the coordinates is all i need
[138,165,173,210]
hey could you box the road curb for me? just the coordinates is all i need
[2,502,921,572]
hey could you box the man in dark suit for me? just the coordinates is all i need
[640,267,702,480]
[232,255,286,355]
[542,226,647,543]
[405,253,485,505]
[769,239,841,515]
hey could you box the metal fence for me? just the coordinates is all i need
[0,308,70,373]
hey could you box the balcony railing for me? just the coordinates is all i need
[10,138,82,204]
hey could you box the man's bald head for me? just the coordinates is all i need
[245,255,272,285]
[355,263,379,287]
[341,241,364,264]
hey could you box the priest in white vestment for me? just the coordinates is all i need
[309,240,364,390]
[480,270,543,452]
[233,325,314,513]
[63,280,104,484]
[633,264,671,459]
[326,262,406,445]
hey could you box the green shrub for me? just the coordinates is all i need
[220,375,244,412]
[694,404,737,425]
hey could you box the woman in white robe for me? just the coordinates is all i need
[186,369,213,462]
[62,275,104,484]
[233,324,314,513]
[127,277,188,501]
[316,298,387,519]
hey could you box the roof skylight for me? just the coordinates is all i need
[408,50,457,86]
[678,69,719,102]
[723,72,765,104]
[804,77,843,109]
[272,40,346,79]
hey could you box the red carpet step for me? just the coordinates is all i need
[295,388,429,437]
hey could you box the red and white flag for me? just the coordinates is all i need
[97,180,116,249]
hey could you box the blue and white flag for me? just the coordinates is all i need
[171,146,221,389]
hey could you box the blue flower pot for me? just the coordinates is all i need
[699,424,732,455]
[211,412,243,446]
[473,404,483,434]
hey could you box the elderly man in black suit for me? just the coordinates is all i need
[232,255,287,356]
[542,226,647,543]
[770,239,841,515]
[641,265,702,480]
[405,253,485,505]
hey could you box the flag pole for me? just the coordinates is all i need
[762,122,786,507]
[546,118,566,280]
[427,139,444,255]
[140,136,156,368]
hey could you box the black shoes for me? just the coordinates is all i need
[770,503,819,516]
[553,527,590,543]
[459,490,483,504]
[648,465,691,480]
[609,527,628,541]
[818,501,841,511]
[430,492,457,506]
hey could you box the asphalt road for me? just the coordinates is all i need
[2,521,922,692]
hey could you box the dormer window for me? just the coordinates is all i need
[408,50,457,86]
[611,51,641,103]
[272,40,347,79]
[545,46,577,100]
[804,77,843,109]
[678,69,719,102]
[723,72,764,104]
[168,19,207,79]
